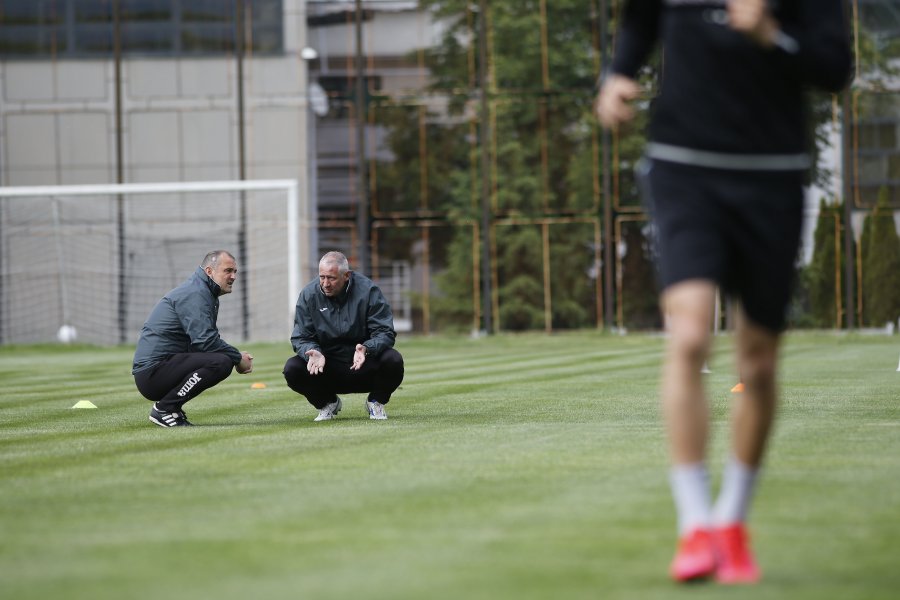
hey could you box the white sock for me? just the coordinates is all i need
[712,456,759,526]
[670,463,712,536]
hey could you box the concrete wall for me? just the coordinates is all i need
[0,0,315,344]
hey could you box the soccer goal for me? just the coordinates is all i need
[0,180,310,346]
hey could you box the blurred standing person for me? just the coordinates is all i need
[133,250,254,427]
[283,251,404,421]
[595,0,850,584]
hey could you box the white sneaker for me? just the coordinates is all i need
[314,396,342,422]
[366,400,387,420]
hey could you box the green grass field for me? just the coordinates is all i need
[1,331,898,599]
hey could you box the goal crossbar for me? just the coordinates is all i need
[0,179,301,326]
[0,179,302,345]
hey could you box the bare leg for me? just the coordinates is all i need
[661,280,717,465]
[711,306,780,527]
[730,307,780,467]
[706,307,777,584]
[663,280,720,581]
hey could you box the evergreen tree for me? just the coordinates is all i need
[620,221,660,329]
[806,198,841,327]
[861,187,900,327]
[413,0,604,331]
[431,225,477,332]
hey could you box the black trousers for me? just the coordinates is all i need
[134,352,234,412]
[282,348,404,409]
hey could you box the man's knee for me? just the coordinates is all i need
[283,356,309,386]
[209,353,234,378]
[380,348,405,376]
[380,348,403,366]
[668,321,711,365]
[662,281,716,363]
[375,349,405,395]
[737,318,780,387]
[740,350,778,389]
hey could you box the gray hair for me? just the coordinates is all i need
[201,250,235,268]
[319,251,350,274]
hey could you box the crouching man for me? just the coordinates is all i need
[283,251,404,421]
[133,250,253,427]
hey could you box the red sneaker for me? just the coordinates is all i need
[713,523,761,584]
[669,528,716,582]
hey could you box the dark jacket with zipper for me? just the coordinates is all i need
[132,267,242,374]
[290,272,396,364]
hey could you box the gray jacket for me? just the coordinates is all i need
[291,272,396,364]
[132,267,242,373]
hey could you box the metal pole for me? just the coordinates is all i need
[236,0,250,339]
[841,87,855,329]
[114,0,127,344]
[287,181,300,324]
[308,95,320,268]
[52,199,71,328]
[354,0,369,275]
[599,0,614,329]
[477,0,493,333]
[0,182,3,344]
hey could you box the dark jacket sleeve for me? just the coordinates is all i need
[609,0,661,79]
[290,289,320,360]
[362,285,396,358]
[778,0,852,92]
[175,293,242,364]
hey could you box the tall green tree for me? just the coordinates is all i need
[374,1,850,331]
[404,0,604,331]
[620,220,661,329]
[804,198,857,328]
[861,187,900,327]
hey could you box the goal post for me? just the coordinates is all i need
[0,179,309,346]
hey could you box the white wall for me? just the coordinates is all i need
[0,0,317,343]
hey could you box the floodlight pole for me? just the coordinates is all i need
[841,87,855,330]
[114,0,126,344]
[354,0,370,276]
[599,0,614,329]
[477,0,493,334]
[236,0,250,340]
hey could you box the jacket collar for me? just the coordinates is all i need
[195,266,222,297]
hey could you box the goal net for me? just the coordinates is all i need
[0,180,309,346]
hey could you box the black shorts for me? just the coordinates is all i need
[641,159,805,332]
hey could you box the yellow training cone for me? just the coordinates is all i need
[731,382,745,393]
[251,382,267,390]
[72,400,97,409]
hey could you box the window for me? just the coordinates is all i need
[317,74,382,118]
[0,0,283,57]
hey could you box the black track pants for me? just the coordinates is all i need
[134,352,234,412]
[282,348,404,409]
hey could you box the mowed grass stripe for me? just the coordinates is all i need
[1,332,898,600]
[407,341,663,383]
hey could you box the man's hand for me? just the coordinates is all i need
[236,351,253,374]
[305,349,326,375]
[351,344,367,371]
[728,0,778,48]
[594,74,641,130]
